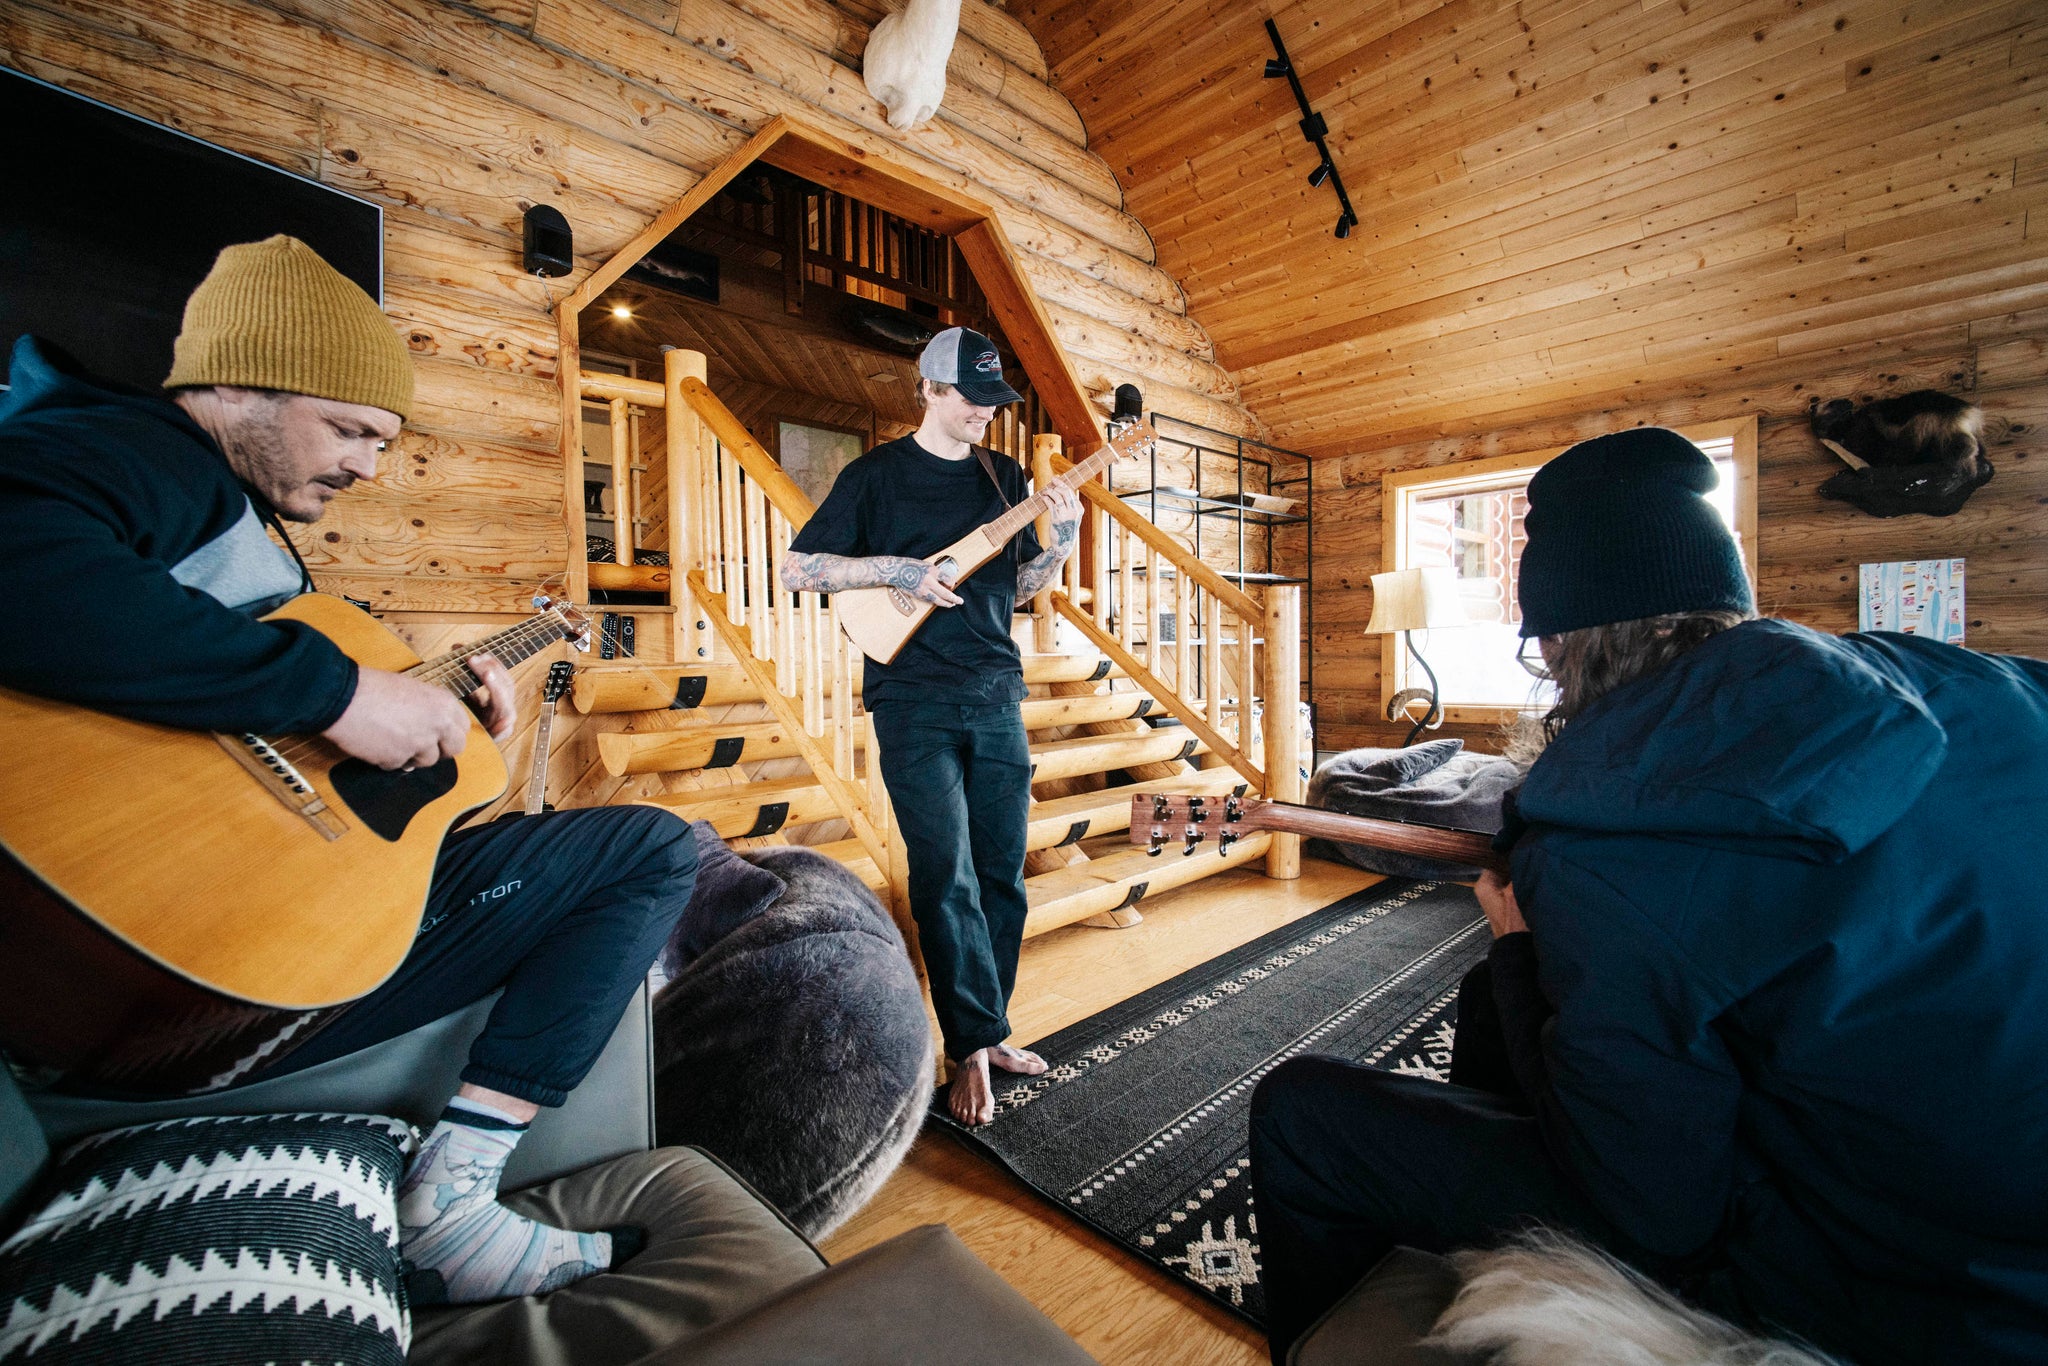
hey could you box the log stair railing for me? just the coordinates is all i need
[570,349,1302,944]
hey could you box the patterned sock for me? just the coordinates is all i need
[396,1097,612,1305]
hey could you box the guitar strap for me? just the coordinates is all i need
[973,445,1016,512]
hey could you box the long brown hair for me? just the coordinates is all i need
[1503,609,1754,765]
[1542,609,1754,739]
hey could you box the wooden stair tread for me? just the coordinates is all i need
[1026,728,1210,784]
[634,776,844,839]
[599,720,866,776]
[1022,834,1272,939]
[810,838,888,894]
[1024,769,1246,851]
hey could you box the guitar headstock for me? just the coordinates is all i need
[1129,791,1260,857]
[542,660,575,703]
[1104,417,1157,462]
[534,592,594,653]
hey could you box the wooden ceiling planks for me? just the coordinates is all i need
[1016,0,2048,456]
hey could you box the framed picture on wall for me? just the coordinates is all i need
[777,418,867,507]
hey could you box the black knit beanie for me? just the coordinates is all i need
[1517,428,1753,638]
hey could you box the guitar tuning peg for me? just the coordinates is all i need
[1151,795,1170,820]
[1182,826,1205,856]
[532,592,554,611]
[1147,827,1165,857]
[1219,828,1238,856]
[1225,795,1243,822]
[1187,796,1207,823]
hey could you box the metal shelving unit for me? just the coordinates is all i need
[1108,410,1315,714]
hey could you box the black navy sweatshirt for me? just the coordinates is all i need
[0,337,357,734]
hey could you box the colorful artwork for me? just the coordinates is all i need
[1859,559,1965,644]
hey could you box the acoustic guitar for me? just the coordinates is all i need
[0,592,588,1094]
[836,420,1157,664]
[523,660,576,816]
[1129,792,1509,874]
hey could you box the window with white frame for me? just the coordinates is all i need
[1379,418,1758,719]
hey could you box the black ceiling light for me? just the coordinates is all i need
[1264,19,1358,241]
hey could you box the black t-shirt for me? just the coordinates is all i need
[790,433,1041,705]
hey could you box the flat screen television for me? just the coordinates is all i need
[0,66,383,395]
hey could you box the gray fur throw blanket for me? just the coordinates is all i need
[1306,739,1519,881]
[652,846,933,1239]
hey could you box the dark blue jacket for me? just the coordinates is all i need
[1510,618,2048,1363]
[0,337,356,733]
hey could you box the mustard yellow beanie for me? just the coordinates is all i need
[166,235,413,419]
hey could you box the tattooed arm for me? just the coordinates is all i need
[1016,483,1082,599]
[781,550,963,607]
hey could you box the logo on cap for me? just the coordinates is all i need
[973,349,1001,374]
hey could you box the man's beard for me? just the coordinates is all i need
[219,404,345,522]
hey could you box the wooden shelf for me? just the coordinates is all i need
[1119,487,1306,524]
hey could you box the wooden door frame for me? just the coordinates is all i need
[555,113,1102,601]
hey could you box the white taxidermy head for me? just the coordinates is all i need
[1428,1232,1842,1366]
[862,0,963,131]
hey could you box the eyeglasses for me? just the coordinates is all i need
[1516,636,1552,680]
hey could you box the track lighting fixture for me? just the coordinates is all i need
[1263,18,1358,241]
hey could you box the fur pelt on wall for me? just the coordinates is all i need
[651,847,933,1239]
[1428,1233,1840,1366]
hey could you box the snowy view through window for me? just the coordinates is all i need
[1404,438,1738,710]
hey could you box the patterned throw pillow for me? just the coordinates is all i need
[0,1112,413,1364]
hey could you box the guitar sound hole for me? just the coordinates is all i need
[330,758,460,841]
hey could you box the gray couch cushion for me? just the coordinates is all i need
[1291,1247,1482,1366]
[28,984,653,1192]
[640,1224,1099,1365]
[408,1146,824,1366]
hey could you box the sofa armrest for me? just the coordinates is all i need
[628,1224,1099,1366]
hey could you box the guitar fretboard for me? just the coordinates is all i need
[983,423,1152,545]
[410,610,574,698]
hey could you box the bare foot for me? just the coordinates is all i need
[948,1049,996,1126]
[989,1043,1047,1076]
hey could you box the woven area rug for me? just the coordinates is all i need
[935,878,1487,1327]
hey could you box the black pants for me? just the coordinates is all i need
[1249,961,1641,1363]
[870,699,1032,1062]
[244,805,698,1108]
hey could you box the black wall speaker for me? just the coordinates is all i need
[522,204,573,278]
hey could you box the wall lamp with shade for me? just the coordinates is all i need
[1365,567,1468,746]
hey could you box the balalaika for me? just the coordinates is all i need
[835,420,1158,664]
[0,593,588,1093]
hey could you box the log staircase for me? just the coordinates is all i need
[567,350,1304,959]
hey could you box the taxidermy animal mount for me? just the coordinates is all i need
[1810,390,1993,518]
[862,0,961,131]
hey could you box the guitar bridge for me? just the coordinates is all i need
[217,733,347,840]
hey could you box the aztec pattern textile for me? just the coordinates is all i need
[0,1112,414,1363]
[937,879,1487,1327]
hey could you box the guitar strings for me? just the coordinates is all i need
[264,610,581,767]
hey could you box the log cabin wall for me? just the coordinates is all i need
[1017,0,2048,754]
[3,0,1265,809]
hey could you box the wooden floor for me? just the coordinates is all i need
[819,853,1383,1366]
